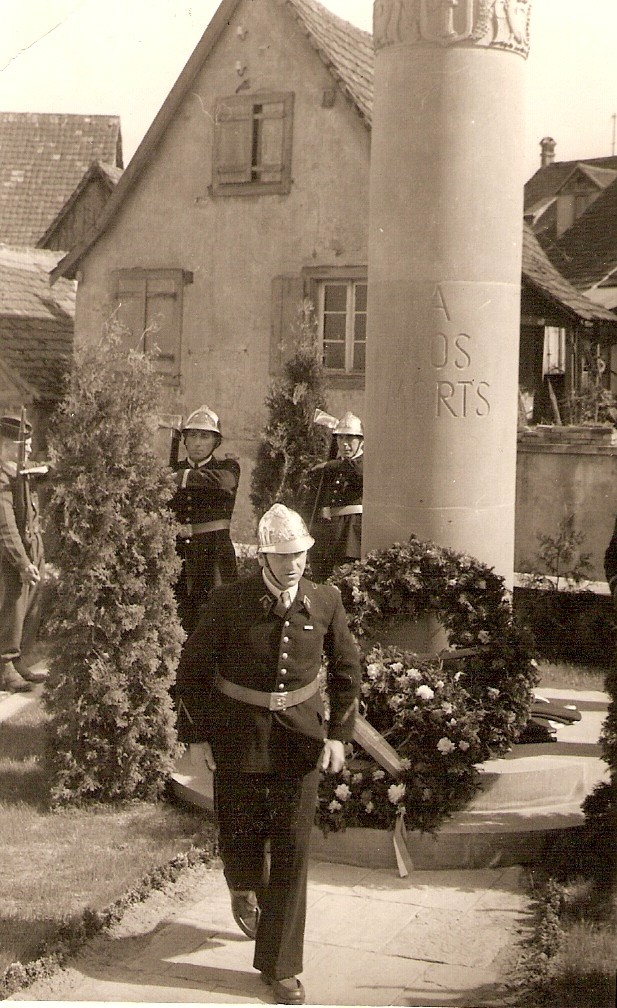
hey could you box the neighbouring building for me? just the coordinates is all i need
[51,0,617,540]
[0,245,75,449]
[0,112,123,247]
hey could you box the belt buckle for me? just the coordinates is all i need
[270,692,288,711]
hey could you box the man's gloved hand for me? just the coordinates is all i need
[20,562,40,587]
[321,739,345,774]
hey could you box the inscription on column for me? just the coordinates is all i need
[418,284,492,419]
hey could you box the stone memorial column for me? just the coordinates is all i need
[364,0,531,588]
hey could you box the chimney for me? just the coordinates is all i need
[540,136,556,168]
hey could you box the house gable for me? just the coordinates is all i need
[38,161,122,253]
[0,113,122,247]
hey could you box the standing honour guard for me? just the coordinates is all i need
[175,503,360,1005]
[0,412,48,692]
[170,406,240,636]
[306,411,364,581]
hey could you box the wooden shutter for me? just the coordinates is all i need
[214,98,252,185]
[144,271,184,377]
[112,271,147,352]
[270,275,305,375]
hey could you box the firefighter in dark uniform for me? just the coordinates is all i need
[306,412,363,582]
[171,406,240,636]
[175,504,360,1005]
[0,414,48,692]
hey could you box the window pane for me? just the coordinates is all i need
[355,283,367,311]
[353,341,366,372]
[324,284,347,312]
[324,313,346,340]
[354,313,366,340]
[324,342,345,370]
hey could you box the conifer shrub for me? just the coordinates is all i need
[43,332,183,806]
[249,300,331,521]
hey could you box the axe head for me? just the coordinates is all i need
[158,413,183,431]
[313,409,339,430]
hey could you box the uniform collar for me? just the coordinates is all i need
[261,569,299,606]
[187,454,213,469]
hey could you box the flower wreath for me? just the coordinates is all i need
[317,538,538,836]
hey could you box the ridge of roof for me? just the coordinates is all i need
[524,155,617,210]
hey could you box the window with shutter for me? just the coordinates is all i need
[111,268,191,382]
[212,92,294,195]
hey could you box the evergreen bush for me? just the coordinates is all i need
[43,331,183,806]
[249,300,331,522]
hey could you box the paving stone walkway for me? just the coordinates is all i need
[8,857,531,1006]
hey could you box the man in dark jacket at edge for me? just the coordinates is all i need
[604,516,617,608]
[175,503,361,1005]
[170,405,240,636]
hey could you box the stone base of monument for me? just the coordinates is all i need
[170,688,609,870]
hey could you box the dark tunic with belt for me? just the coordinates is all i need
[175,571,360,980]
[171,454,240,634]
[306,454,363,581]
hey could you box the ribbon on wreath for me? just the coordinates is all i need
[393,807,414,878]
[353,714,413,877]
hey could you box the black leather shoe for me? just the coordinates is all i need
[230,890,259,939]
[261,974,305,1004]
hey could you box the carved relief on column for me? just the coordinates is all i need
[373,0,531,57]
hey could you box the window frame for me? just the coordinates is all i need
[303,266,368,388]
[211,91,294,197]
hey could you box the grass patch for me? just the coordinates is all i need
[0,701,215,977]
[537,660,607,692]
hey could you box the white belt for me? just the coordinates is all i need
[330,505,363,517]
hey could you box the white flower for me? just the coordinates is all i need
[487,687,500,699]
[435,679,444,690]
[407,669,423,681]
[341,766,351,780]
[399,757,411,770]
[454,671,462,681]
[364,801,374,813]
[416,684,435,701]
[334,783,351,801]
[351,772,364,785]
[372,769,385,781]
[387,782,406,804]
[441,702,453,714]
[437,737,456,755]
[458,740,470,751]
[366,663,381,679]
[328,800,342,812]
[390,662,403,672]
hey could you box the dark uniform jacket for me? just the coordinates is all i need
[306,455,363,579]
[175,573,360,775]
[171,454,240,588]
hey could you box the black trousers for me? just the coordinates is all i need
[215,767,319,980]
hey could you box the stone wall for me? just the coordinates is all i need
[515,426,617,582]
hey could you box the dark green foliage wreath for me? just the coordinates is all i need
[317,538,539,835]
[43,331,184,806]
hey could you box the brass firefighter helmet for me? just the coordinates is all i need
[257,504,315,554]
